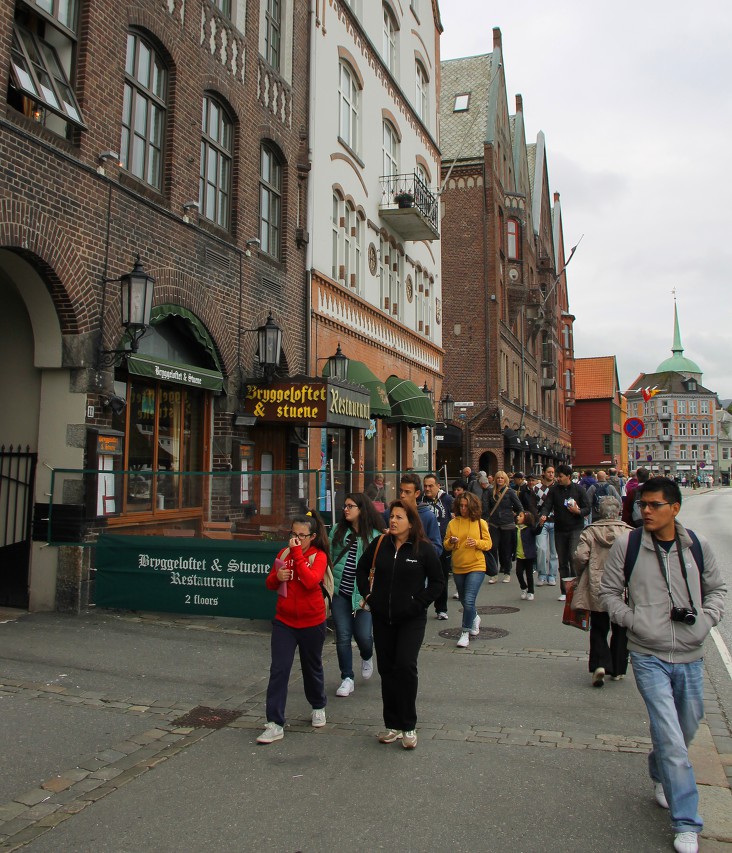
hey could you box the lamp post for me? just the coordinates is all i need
[326,343,349,382]
[98,255,155,367]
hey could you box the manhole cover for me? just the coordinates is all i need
[172,706,241,729]
[439,627,509,640]
[468,606,520,615]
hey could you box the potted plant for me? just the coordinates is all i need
[394,191,414,208]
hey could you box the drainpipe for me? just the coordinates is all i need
[304,0,317,376]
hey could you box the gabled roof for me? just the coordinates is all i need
[439,54,494,162]
[574,356,619,400]
[625,371,715,398]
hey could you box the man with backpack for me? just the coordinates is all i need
[599,477,726,853]
[622,467,649,528]
[586,470,621,522]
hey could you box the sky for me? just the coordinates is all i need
[438,0,732,399]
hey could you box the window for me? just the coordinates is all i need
[690,423,698,436]
[603,435,611,455]
[702,422,710,436]
[415,62,428,122]
[331,193,340,280]
[661,400,669,413]
[453,93,469,112]
[264,0,281,70]
[354,214,363,294]
[379,239,401,320]
[723,448,730,460]
[8,1,85,137]
[663,449,670,460]
[564,369,572,393]
[680,447,687,460]
[382,5,397,74]
[662,425,669,436]
[689,401,697,414]
[212,0,231,16]
[677,401,686,414]
[507,218,520,259]
[338,61,359,152]
[562,324,571,350]
[678,422,687,436]
[199,95,232,229]
[701,401,709,414]
[343,202,353,286]
[121,32,167,190]
[382,120,399,178]
[691,446,698,460]
[259,143,282,259]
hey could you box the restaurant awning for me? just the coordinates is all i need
[385,376,435,427]
[127,353,224,392]
[322,360,391,418]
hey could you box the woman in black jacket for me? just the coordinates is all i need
[356,500,444,750]
[484,471,524,583]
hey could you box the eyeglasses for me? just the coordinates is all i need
[637,501,671,511]
[289,532,314,540]
[343,503,358,510]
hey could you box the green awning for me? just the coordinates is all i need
[385,376,435,427]
[323,360,391,418]
[151,304,222,372]
[127,353,223,392]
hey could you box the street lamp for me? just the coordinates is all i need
[98,255,155,367]
[422,381,435,405]
[257,311,283,380]
[326,343,349,382]
[441,392,455,423]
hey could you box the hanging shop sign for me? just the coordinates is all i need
[95,534,284,619]
[241,378,370,429]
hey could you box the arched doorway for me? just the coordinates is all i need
[478,450,498,477]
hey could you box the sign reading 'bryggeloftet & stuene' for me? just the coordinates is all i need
[95,535,283,619]
[241,378,370,429]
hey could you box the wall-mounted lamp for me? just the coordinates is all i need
[422,381,435,405]
[327,343,349,382]
[182,201,199,223]
[97,150,121,175]
[441,392,455,423]
[241,310,282,383]
[245,237,261,258]
[98,255,155,368]
[101,394,127,415]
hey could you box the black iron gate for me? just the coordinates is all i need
[0,445,37,608]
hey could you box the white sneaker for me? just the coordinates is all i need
[452,591,460,599]
[336,677,354,697]
[401,730,418,749]
[502,574,511,583]
[547,577,557,586]
[487,577,498,584]
[537,578,546,586]
[654,781,669,809]
[361,658,374,679]
[673,832,698,853]
[469,614,481,636]
[456,631,470,648]
[558,593,566,601]
[256,722,284,744]
[520,590,528,600]
[311,708,326,727]
[526,593,534,601]
[592,667,605,688]
[436,611,448,620]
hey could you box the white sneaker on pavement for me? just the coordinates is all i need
[558,593,566,601]
[401,730,418,749]
[456,631,470,648]
[452,591,460,599]
[436,611,449,620]
[336,677,354,697]
[547,577,557,586]
[256,722,284,744]
[311,708,326,727]
[520,590,528,600]
[527,593,534,601]
[469,614,481,636]
[502,574,511,583]
[654,781,669,809]
[673,832,698,853]
[537,578,546,586]
[487,577,498,584]
[361,658,374,679]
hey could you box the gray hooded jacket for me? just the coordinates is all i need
[599,522,726,664]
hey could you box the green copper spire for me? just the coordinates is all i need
[655,295,702,376]
[671,299,683,355]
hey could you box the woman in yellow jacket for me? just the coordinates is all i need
[443,492,492,648]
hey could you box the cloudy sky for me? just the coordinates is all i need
[439,1,732,399]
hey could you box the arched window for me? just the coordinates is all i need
[382,5,397,74]
[260,143,282,259]
[415,61,428,122]
[382,120,399,178]
[507,218,520,260]
[338,61,359,152]
[121,31,167,190]
[199,95,233,229]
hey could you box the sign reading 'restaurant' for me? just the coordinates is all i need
[241,379,370,429]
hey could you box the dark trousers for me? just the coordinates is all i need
[265,618,327,726]
[433,551,452,613]
[489,525,515,574]
[554,527,583,594]
[373,614,426,731]
[589,610,628,676]
[515,558,535,593]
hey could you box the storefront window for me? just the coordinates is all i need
[411,426,431,473]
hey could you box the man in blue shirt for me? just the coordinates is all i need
[382,472,442,556]
[421,473,454,619]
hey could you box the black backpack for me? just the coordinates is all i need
[622,527,704,586]
[591,482,610,516]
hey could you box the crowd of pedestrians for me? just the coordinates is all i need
[256,465,725,853]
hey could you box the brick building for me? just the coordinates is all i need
[571,356,626,472]
[437,28,575,479]
[0,0,314,609]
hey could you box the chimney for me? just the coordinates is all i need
[493,27,502,51]
[515,94,523,113]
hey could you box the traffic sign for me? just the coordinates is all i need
[699,462,706,469]
[624,417,645,438]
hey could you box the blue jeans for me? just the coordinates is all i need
[536,522,558,581]
[331,593,373,679]
[630,653,704,834]
[453,570,485,631]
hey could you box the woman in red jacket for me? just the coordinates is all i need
[257,512,331,745]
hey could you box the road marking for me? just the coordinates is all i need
[710,627,732,682]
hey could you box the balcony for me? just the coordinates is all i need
[379,172,440,241]
[659,412,671,421]
[660,434,672,443]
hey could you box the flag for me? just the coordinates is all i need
[641,387,661,402]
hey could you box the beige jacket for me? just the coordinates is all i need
[571,519,633,611]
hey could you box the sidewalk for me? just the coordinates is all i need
[0,571,730,852]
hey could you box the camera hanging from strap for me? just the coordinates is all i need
[651,532,696,614]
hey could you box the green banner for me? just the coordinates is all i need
[95,534,284,619]
[127,354,223,392]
